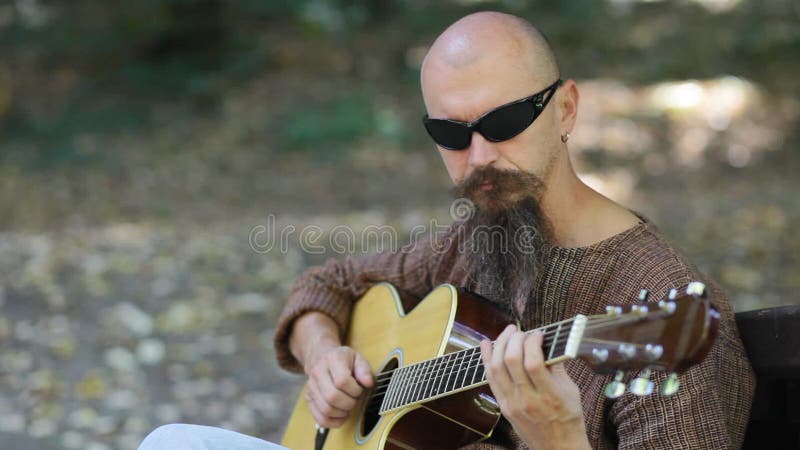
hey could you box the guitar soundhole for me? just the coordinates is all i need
[359,356,398,439]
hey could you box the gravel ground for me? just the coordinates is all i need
[0,220,308,449]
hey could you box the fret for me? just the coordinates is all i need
[403,358,436,408]
[393,365,408,409]
[422,358,438,401]
[446,350,466,393]
[469,347,482,385]
[411,361,427,403]
[430,354,446,398]
[408,360,428,405]
[383,367,398,411]
[426,357,442,399]
[548,323,562,360]
[453,349,469,392]
[420,359,435,403]
[417,359,434,403]
[387,366,409,411]
[433,352,454,397]
[475,351,486,383]
[442,352,457,393]
[381,370,393,412]
[400,365,416,407]
[400,364,417,407]
[448,351,463,392]
[460,348,478,389]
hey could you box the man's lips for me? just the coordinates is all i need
[479,181,494,191]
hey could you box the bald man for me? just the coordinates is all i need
[140,11,754,450]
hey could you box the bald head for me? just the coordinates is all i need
[421,12,559,95]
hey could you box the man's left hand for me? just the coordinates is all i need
[480,324,591,450]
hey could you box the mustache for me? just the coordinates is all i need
[454,166,544,197]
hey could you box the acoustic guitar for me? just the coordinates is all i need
[281,282,718,449]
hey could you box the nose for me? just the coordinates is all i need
[467,132,500,168]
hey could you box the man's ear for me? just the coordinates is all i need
[557,79,579,134]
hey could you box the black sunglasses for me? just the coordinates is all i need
[423,79,563,150]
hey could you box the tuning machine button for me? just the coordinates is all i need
[617,343,636,360]
[638,289,650,303]
[591,348,609,364]
[686,281,707,297]
[629,368,654,396]
[644,343,663,361]
[604,371,626,399]
[658,299,677,314]
[668,288,678,300]
[661,373,681,396]
[605,305,622,316]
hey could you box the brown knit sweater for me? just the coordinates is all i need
[274,218,755,449]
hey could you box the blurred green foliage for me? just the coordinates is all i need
[1,0,798,167]
[280,94,375,158]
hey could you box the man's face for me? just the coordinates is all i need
[421,60,563,195]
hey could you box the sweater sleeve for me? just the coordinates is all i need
[608,262,755,449]
[272,232,449,373]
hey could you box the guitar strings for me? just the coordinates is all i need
[369,313,631,386]
[369,322,579,400]
[370,327,568,389]
[369,317,579,385]
[366,314,647,404]
[367,328,648,412]
[360,290,680,392]
[379,312,644,391]
[366,335,653,415]
[368,340,561,402]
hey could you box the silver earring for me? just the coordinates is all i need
[561,132,570,143]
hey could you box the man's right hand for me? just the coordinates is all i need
[303,345,374,428]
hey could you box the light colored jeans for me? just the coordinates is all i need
[138,423,290,450]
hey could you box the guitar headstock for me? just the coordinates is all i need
[575,281,719,398]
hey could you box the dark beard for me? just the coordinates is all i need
[452,166,552,317]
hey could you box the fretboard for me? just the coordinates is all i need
[379,315,586,414]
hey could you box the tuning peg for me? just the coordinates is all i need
[686,281,707,297]
[668,288,678,300]
[660,373,680,396]
[617,343,636,360]
[658,299,676,314]
[591,348,609,364]
[604,371,626,399]
[637,289,650,304]
[644,343,663,361]
[628,368,654,396]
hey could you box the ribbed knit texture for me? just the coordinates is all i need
[274,218,755,449]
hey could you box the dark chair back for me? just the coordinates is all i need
[737,305,800,449]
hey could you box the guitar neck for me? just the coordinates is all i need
[379,315,587,413]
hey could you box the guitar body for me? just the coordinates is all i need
[281,283,509,449]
